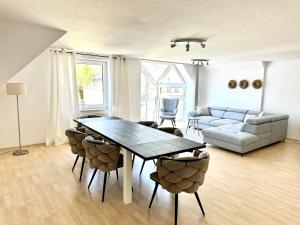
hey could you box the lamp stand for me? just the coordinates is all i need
[12,95,28,156]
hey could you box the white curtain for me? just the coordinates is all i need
[108,56,141,121]
[46,50,79,145]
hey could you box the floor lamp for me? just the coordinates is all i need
[6,83,29,156]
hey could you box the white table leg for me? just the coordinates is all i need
[121,147,132,204]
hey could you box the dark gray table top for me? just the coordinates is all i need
[74,117,206,160]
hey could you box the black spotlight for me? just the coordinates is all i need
[201,43,206,48]
[186,42,190,51]
[171,42,176,48]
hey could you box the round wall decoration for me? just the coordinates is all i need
[252,79,262,89]
[228,80,237,89]
[239,79,249,89]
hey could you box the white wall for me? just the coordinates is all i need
[199,62,264,111]
[199,60,300,140]
[263,60,300,140]
[0,50,50,148]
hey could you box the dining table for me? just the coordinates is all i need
[74,116,206,204]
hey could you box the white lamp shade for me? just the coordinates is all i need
[6,83,28,95]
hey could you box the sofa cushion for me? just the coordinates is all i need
[209,119,241,127]
[193,116,220,125]
[202,127,270,146]
[209,109,225,118]
[223,111,246,121]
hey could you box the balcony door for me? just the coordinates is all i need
[141,61,186,122]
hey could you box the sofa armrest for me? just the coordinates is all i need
[247,114,289,125]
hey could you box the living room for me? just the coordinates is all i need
[0,1,299,225]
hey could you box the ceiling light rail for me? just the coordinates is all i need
[170,38,207,52]
[191,59,209,66]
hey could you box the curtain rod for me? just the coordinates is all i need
[49,48,193,65]
[141,58,193,65]
[49,48,110,58]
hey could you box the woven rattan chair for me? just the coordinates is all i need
[65,128,87,181]
[158,127,183,137]
[149,150,210,225]
[82,136,123,202]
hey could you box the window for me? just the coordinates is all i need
[141,61,187,122]
[75,57,108,111]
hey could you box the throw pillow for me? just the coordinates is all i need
[244,114,257,122]
[258,111,265,117]
[196,106,210,116]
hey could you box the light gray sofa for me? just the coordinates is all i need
[187,106,289,155]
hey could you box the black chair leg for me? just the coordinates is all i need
[79,157,85,182]
[195,192,205,215]
[132,154,135,168]
[102,172,108,202]
[116,168,119,180]
[175,194,178,225]
[72,155,79,172]
[173,119,176,127]
[139,160,146,175]
[88,169,97,189]
[152,159,156,165]
[149,182,159,208]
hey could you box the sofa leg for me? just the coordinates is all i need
[240,153,244,157]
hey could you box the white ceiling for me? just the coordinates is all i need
[1,0,300,63]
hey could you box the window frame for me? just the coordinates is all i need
[75,56,108,112]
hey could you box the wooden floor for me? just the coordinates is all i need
[0,137,300,225]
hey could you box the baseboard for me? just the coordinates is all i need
[286,138,300,143]
[0,143,46,151]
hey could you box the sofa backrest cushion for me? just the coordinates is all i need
[221,107,248,121]
[223,111,246,121]
[210,109,225,118]
[247,110,260,115]
[209,106,226,118]
[225,107,248,114]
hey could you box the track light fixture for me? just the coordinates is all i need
[186,42,190,52]
[170,42,176,48]
[170,38,207,52]
[191,59,210,66]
